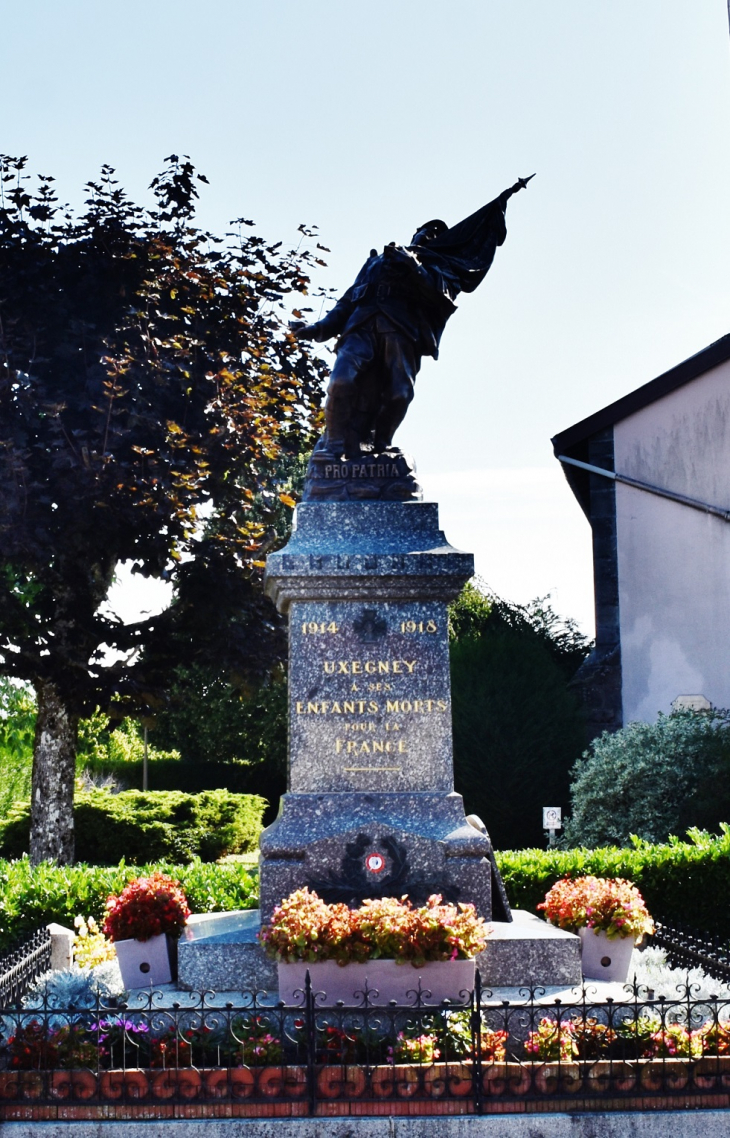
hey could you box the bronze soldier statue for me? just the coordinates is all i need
[291,176,533,500]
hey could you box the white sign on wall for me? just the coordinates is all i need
[542,807,562,831]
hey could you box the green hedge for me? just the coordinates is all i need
[4,829,729,956]
[0,789,266,865]
[0,858,259,953]
[496,827,730,939]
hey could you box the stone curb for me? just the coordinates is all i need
[4,1111,730,1138]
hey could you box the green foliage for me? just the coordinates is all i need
[0,857,258,953]
[448,581,493,641]
[0,680,34,817]
[0,789,266,864]
[79,758,266,796]
[496,826,730,939]
[564,709,730,847]
[449,583,590,849]
[77,713,180,769]
[0,152,330,860]
[0,154,328,710]
[150,666,287,820]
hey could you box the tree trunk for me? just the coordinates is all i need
[29,680,78,864]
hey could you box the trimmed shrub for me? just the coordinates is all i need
[496,826,730,939]
[564,709,730,847]
[0,858,258,953]
[0,789,266,864]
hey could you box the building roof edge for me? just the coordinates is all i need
[551,331,730,455]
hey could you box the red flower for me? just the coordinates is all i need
[103,873,190,943]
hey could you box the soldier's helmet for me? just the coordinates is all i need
[410,219,448,246]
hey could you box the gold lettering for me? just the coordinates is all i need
[392,661,402,673]
[324,662,335,674]
[338,662,349,674]
[360,742,370,754]
[373,741,384,753]
[307,702,319,714]
[342,766,402,773]
[378,661,390,673]
[331,702,341,713]
[343,701,355,713]
[296,702,304,714]
[351,661,362,674]
[365,662,376,674]
[438,699,447,711]
[398,739,407,753]
[400,700,412,713]
[403,660,416,673]
[336,739,344,753]
[386,700,398,713]
[368,700,378,714]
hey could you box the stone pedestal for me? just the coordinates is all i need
[260,501,507,924]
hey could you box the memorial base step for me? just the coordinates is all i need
[176,908,580,994]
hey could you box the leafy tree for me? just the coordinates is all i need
[564,709,730,847]
[449,583,590,850]
[0,154,329,863]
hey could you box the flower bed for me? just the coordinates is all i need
[538,876,654,940]
[103,874,190,944]
[260,888,489,965]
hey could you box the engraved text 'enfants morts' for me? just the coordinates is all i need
[287,600,453,794]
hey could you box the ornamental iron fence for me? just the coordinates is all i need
[2,971,730,1114]
[0,929,52,1007]
[651,921,730,986]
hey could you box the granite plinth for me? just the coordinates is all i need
[176,909,580,994]
[177,911,276,992]
[303,446,423,503]
[286,599,454,794]
[260,501,496,922]
[259,791,493,921]
[264,502,473,610]
[480,910,582,987]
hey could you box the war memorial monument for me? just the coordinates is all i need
[178,177,581,991]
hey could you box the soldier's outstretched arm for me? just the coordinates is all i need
[289,278,361,342]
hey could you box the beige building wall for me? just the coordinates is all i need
[614,357,730,721]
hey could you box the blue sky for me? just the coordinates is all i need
[5,1,730,631]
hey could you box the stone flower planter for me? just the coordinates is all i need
[532,1061,583,1095]
[114,932,175,988]
[49,1068,97,1101]
[150,1067,202,1100]
[693,1054,730,1089]
[256,1065,308,1098]
[579,928,635,982]
[278,958,475,1006]
[423,1062,473,1098]
[482,1062,532,1097]
[317,1064,367,1099]
[99,1068,149,1100]
[203,1066,255,1099]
